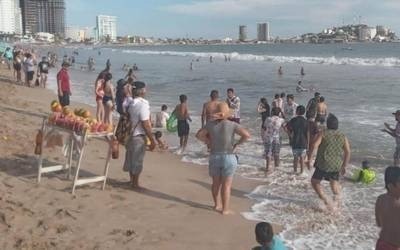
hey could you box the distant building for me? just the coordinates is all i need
[0,0,22,34]
[359,26,377,41]
[239,25,247,42]
[257,22,269,42]
[96,15,117,42]
[376,25,389,36]
[20,0,65,36]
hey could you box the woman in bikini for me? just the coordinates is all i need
[95,74,105,122]
[102,73,115,126]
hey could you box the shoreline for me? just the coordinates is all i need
[0,67,281,249]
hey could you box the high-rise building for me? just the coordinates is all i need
[96,15,117,41]
[20,0,65,36]
[239,25,247,42]
[257,22,270,42]
[0,0,22,34]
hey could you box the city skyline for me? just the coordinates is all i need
[66,0,400,39]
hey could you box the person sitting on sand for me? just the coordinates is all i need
[308,114,350,211]
[375,166,400,250]
[154,131,169,151]
[196,102,250,215]
[252,222,287,250]
[381,110,400,167]
[173,95,192,153]
[350,160,376,184]
[201,90,220,128]
[155,104,170,128]
[263,107,286,174]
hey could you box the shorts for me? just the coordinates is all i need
[123,136,146,175]
[228,117,240,124]
[292,148,307,158]
[27,71,34,81]
[209,154,238,177]
[264,140,280,157]
[312,167,339,181]
[316,114,326,124]
[177,120,189,137]
[58,92,70,107]
[13,63,21,71]
[103,95,112,104]
[394,145,400,160]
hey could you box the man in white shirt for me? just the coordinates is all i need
[226,88,240,124]
[123,81,156,189]
[155,104,170,128]
[283,94,298,122]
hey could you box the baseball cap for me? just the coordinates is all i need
[62,61,70,67]
[392,110,400,115]
[133,81,146,89]
[314,92,321,97]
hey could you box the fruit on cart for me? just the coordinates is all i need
[82,110,90,118]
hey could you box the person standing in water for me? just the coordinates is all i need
[201,90,220,128]
[308,114,350,210]
[278,66,283,75]
[173,94,192,153]
[301,66,305,76]
[94,74,105,122]
[226,88,241,124]
[196,102,250,215]
[316,96,328,125]
[257,98,270,129]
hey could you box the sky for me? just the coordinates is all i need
[66,0,400,39]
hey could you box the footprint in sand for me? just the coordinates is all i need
[110,194,126,201]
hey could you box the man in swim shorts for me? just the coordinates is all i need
[308,114,350,210]
[173,94,191,153]
[201,90,220,128]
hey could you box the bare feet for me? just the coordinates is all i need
[213,205,222,212]
[221,210,235,215]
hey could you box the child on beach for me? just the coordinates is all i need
[350,160,376,184]
[154,131,169,151]
[375,166,400,250]
[253,222,287,250]
[262,107,286,174]
[381,110,400,167]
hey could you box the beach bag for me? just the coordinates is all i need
[115,112,132,145]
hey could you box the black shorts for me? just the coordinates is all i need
[27,71,34,81]
[312,167,339,181]
[58,92,70,107]
[177,120,189,137]
[13,63,21,71]
[316,114,326,124]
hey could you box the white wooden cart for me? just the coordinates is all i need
[37,118,113,195]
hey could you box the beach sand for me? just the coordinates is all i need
[0,67,281,249]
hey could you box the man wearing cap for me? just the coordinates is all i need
[196,102,250,215]
[57,62,71,107]
[123,81,156,189]
[382,110,400,166]
[306,92,321,121]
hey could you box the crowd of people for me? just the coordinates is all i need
[1,48,399,249]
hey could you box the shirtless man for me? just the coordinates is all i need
[375,166,400,250]
[201,90,220,128]
[316,96,328,125]
[173,95,192,153]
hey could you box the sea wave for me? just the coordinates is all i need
[121,49,400,67]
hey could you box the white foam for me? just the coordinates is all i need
[121,49,400,67]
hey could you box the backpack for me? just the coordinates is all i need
[114,99,139,145]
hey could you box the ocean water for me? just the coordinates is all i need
[42,43,400,249]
